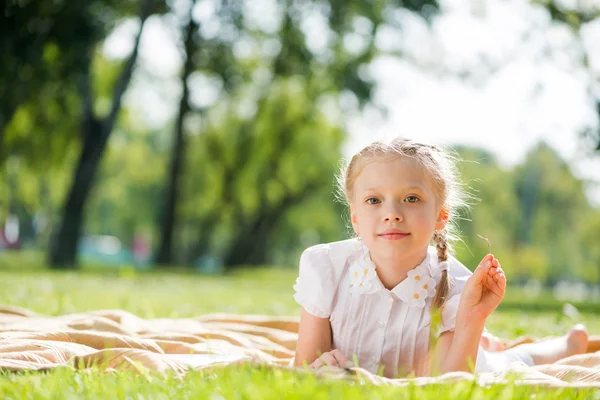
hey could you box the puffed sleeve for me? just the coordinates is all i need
[293,244,335,318]
[440,294,461,334]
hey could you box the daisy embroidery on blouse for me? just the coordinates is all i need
[406,263,437,307]
[349,246,442,306]
[349,246,378,294]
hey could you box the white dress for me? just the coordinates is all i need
[293,239,532,378]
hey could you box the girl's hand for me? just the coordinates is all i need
[309,349,349,369]
[459,254,506,322]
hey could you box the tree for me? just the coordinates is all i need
[48,0,155,268]
[1,1,98,147]
[580,210,600,282]
[535,0,600,151]
[1,0,159,257]
[452,143,595,283]
[453,146,522,275]
[0,0,149,158]
[155,0,200,265]
[514,143,591,283]
[178,78,344,267]
[154,0,440,266]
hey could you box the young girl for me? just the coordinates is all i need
[293,138,588,378]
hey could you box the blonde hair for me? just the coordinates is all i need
[336,137,469,311]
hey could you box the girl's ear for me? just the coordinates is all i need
[350,204,360,235]
[436,207,449,231]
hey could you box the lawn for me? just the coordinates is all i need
[1,252,599,399]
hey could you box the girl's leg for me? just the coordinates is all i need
[479,331,506,352]
[511,324,588,365]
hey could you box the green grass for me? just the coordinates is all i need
[1,251,600,398]
[4,366,600,400]
[3,366,600,400]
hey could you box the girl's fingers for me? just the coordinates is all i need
[331,349,348,367]
[320,353,339,367]
[309,358,322,369]
[494,270,506,285]
[310,350,348,369]
[473,256,494,281]
[488,265,503,277]
[490,270,506,285]
[494,275,506,295]
[486,259,503,275]
[483,276,504,298]
[486,269,506,293]
[482,254,494,263]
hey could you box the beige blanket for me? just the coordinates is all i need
[2,305,600,388]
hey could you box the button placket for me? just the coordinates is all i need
[373,294,394,370]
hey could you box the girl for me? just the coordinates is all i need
[293,138,588,378]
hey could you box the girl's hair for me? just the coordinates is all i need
[336,137,469,311]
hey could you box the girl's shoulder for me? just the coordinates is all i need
[300,238,362,273]
[294,239,361,318]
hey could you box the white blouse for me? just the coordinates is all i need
[293,239,473,378]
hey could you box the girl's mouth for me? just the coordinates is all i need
[378,232,410,240]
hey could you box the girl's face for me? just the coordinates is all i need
[349,156,448,268]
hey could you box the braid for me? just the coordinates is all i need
[431,229,450,310]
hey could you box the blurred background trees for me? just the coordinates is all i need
[1,0,599,285]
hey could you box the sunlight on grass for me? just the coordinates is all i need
[0,268,299,317]
[2,257,600,399]
[2,365,599,399]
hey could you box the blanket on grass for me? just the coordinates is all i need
[2,306,600,388]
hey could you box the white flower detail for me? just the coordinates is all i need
[401,256,438,307]
[422,276,437,298]
[407,268,424,283]
[410,288,428,308]
[349,252,377,294]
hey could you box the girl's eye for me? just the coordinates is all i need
[366,197,381,205]
[405,196,420,203]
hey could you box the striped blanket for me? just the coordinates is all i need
[2,306,600,387]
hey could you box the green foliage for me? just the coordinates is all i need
[533,0,600,151]
[179,77,345,265]
[0,155,76,246]
[453,146,520,271]
[453,143,598,284]
[515,144,589,282]
[2,0,598,276]
[85,126,168,247]
[0,0,165,162]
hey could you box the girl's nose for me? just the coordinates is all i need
[384,205,403,222]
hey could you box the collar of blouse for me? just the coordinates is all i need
[348,245,449,308]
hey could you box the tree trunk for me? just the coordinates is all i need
[224,213,277,267]
[186,214,219,264]
[516,166,539,246]
[48,0,152,269]
[596,101,600,151]
[48,117,106,268]
[0,103,17,148]
[156,3,198,266]
[224,182,319,268]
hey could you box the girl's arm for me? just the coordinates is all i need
[293,308,333,366]
[430,314,486,374]
[429,254,505,374]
